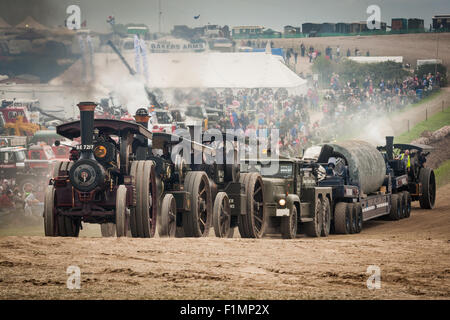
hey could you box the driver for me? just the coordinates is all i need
[326,157,336,176]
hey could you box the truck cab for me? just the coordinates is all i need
[241,157,332,238]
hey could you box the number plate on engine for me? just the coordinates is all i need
[75,144,94,150]
[276,208,290,216]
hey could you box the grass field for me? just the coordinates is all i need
[435,160,450,187]
[395,106,450,143]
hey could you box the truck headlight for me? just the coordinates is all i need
[279,198,286,206]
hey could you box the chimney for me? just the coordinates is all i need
[385,136,394,160]
[77,101,97,159]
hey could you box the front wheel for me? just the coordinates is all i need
[115,185,129,237]
[213,192,234,238]
[281,205,297,239]
[43,185,56,236]
[158,194,177,237]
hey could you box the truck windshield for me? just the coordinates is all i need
[243,162,293,178]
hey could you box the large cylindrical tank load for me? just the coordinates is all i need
[319,140,386,195]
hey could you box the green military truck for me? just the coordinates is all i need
[240,157,332,239]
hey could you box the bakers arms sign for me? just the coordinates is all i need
[149,41,206,53]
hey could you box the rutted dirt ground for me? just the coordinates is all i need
[0,184,449,300]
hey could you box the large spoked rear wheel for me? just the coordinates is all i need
[183,172,212,237]
[158,194,177,237]
[44,185,56,236]
[238,173,266,238]
[132,161,158,238]
[213,192,234,238]
[419,168,436,209]
[115,185,129,237]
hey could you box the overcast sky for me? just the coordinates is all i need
[2,0,450,32]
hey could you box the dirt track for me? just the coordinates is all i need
[0,183,449,300]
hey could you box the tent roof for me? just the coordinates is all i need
[51,51,308,94]
[145,52,306,89]
[0,17,11,28]
[15,16,49,30]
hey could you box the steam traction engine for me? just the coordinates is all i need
[44,102,157,237]
[132,112,265,239]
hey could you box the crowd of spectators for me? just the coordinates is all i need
[318,72,441,138]
[165,68,441,158]
[0,180,41,220]
[168,87,325,158]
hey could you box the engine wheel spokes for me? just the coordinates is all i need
[159,193,177,237]
[213,192,233,238]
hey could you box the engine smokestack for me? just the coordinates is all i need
[385,136,394,161]
[77,101,97,158]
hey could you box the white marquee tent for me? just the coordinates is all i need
[51,51,308,94]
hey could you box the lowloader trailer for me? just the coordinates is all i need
[244,136,431,238]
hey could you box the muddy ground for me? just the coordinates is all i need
[0,183,449,300]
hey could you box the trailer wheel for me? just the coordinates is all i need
[115,185,129,237]
[334,202,351,234]
[183,172,212,237]
[238,173,266,238]
[213,192,234,238]
[349,203,358,234]
[101,223,116,237]
[159,194,177,237]
[305,198,323,237]
[404,191,412,218]
[400,192,408,219]
[129,161,140,237]
[135,161,158,237]
[321,197,331,237]
[419,168,436,209]
[281,205,297,239]
[388,194,401,220]
[43,185,57,236]
[354,203,363,233]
